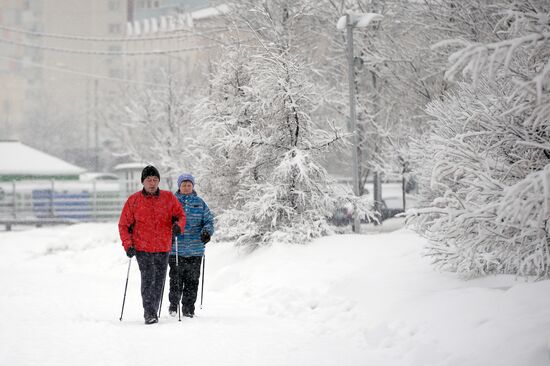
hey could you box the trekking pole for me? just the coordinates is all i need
[176,236,181,321]
[119,257,132,321]
[200,255,205,309]
[157,258,168,318]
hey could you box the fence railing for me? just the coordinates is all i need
[0,179,140,223]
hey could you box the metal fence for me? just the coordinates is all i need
[0,179,136,223]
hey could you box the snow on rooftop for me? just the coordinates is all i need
[0,141,85,176]
[191,4,230,20]
[113,162,148,171]
[127,5,229,36]
[336,12,384,30]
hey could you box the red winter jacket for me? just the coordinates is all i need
[118,189,186,253]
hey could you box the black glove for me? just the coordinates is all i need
[126,247,136,258]
[201,230,211,244]
[172,222,181,236]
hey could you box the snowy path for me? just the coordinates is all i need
[1,223,549,366]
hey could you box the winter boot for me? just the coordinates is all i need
[169,304,178,318]
[181,308,194,318]
[144,313,158,325]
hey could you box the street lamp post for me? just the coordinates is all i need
[346,14,362,233]
[337,12,383,233]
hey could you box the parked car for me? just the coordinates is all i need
[330,198,404,227]
[330,206,353,226]
[377,199,404,221]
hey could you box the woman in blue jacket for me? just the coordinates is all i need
[168,173,214,318]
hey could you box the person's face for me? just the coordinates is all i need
[180,181,193,194]
[143,176,160,194]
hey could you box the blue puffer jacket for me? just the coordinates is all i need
[171,191,214,257]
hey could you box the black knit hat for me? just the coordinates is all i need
[141,165,160,183]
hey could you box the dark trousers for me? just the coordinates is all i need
[135,251,169,317]
[168,256,202,314]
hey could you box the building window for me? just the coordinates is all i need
[106,45,121,65]
[0,59,7,73]
[108,45,122,53]
[108,0,120,11]
[108,23,122,34]
[109,69,123,78]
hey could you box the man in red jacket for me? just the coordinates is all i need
[118,165,185,324]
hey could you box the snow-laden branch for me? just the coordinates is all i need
[408,74,550,278]
[444,32,550,84]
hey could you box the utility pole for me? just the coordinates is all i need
[339,12,383,233]
[346,14,362,233]
[86,79,90,164]
[94,79,99,171]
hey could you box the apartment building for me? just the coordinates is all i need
[0,0,223,169]
[0,0,42,139]
[0,0,128,167]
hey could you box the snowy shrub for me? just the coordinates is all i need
[222,149,338,247]
[409,1,550,278]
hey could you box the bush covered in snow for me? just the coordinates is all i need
[408,1,550,278]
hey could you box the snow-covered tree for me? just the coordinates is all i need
[197,0,351,246]
[229,54,345,246]
[408,1,550,278]
[313,0,477,208]
[107,68,201,185]
[21,93,91,168]
[193,45,256,212]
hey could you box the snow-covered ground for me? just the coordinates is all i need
[1,222,549,366]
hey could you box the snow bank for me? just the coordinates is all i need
[0,223,548,365]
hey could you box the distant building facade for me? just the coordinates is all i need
[0,0,127,169]
[124,2,228,86]
[0,0,224,170]
[128,0,209,22]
